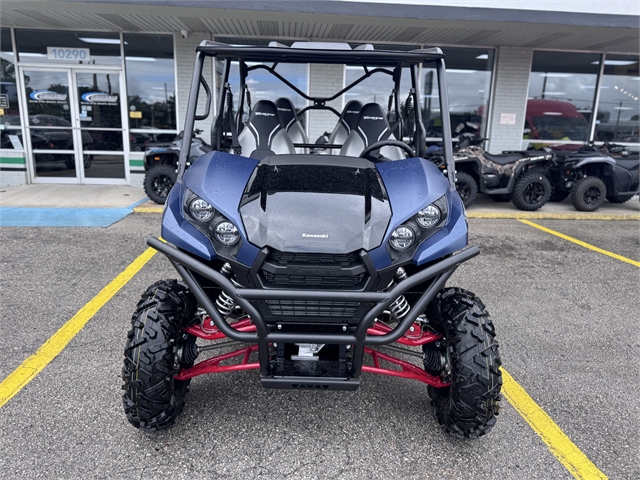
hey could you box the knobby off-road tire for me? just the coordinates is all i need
[122,280,197,432]
[144,164,177,205]
[511,171,551,211]
[606,194,634,204]
[571,176,606,212]
[455,172,478,208]
[425,288,502,439]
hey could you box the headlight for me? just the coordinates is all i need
[189,197,215,222]
[416,204,441,228]
[389,225,415,251]
[214,221,240,246]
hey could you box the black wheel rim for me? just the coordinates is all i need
[523,181,545,205]
[456,182,470,201]
[153,175,174,198]
[583,186,601,205]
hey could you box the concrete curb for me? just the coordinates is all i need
[467,212,640,221]
[134,206,164,213]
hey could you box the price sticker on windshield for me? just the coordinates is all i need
[47,47,90,61]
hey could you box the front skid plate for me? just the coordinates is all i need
[261,376,360,391]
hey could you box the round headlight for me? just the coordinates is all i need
[189,198,215,222]
[389,226,415,251]
[416,204,441,228]
[214,221,240,246]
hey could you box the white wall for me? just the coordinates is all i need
[486,47,533,154]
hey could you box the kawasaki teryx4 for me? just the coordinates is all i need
[122,41,502,439]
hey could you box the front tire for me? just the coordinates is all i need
[425,288,501,439]
[122,280,197,432]
[511,171,551,211]
[571,176,606,211]
[455,172,478,208]
[144,164,177,205]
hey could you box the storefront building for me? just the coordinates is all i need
[0,0,638,187]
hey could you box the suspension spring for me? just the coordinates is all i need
[387,267,410,321]
[215,263,244,317]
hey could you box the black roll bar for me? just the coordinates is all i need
[436,58,456,188]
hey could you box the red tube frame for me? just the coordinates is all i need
[175,316,448,387]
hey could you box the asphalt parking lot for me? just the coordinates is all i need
[0,214,638,479]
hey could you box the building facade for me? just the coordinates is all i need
[1,0,638,187]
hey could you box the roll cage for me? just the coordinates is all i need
[177,40,456,188]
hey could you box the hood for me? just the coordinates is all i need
[239,155,392,253]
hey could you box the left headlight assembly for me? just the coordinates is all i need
[415,195,448,229]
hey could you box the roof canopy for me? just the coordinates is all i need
[196,41,444,66]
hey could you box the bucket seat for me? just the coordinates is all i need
[275,97,308,153]
[237,100,295,159]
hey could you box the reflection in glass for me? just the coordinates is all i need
[33,152,77,178]
[525,51,600,143]
[1,27,22,139]
[23,70,72,123]
[421,48,495,141]
[30,129,74,150]
[83,153,125,179]
[76,72,122,128]
[82,129,124,151]
[129,132,175,151]
[124,34,176,130]
[595,55,639,143]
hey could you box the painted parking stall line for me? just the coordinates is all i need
[0,247,156,408]
[502,369,608,480]
[519,219,640,267]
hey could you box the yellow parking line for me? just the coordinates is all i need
[0,247,156,408]
[519,219,640,267]
[502,369,608,479]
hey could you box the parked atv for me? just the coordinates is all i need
[143,129,211,204]
[546,144,639,211]
[453,139,553,210]
[122,41,501,439]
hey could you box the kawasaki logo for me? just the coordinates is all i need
[293,267,339,276]
[255,112,275,116]
[81,92,118,103]
[302,233,328,238]
[363,116,383,120]
[30,90,67,102]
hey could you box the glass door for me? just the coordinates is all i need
[21,68,78,182]
[72,69,128,183]
[20,67,128,184]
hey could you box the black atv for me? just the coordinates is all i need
[546,144,639,211]
[451,131,553,210]
[143,129,211,204]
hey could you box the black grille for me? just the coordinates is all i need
[260,249,367,289]
[266,300,359,318]
[262,271,364,287]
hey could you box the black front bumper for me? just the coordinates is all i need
[148,237,479,387]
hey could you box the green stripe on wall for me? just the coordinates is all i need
[129,159,144,167]
[0,157,26,165]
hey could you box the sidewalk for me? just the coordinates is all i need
[0,184,638,226]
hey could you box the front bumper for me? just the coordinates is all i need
[148,237,479,387]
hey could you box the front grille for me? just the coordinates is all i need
[262,271,364,287]
[266,300,360,318]
[260,249,367,289]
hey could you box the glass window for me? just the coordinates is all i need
[1,28,22,149]
[14,30,121,65]
[594,54,639,144]
[420,48,495,142]
[124,34,176,144]
[524,51,600,143]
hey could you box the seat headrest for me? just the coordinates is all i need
[340,100,362,133]
[275,97,298,130]
[354,103,390,147]
[246,100,282,149]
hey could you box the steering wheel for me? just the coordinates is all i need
[359,140,415,161]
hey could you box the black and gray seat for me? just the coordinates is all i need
[339,103,406,160]
[275,97,308,154]
[237,100,295,160]
[328,100,363,151]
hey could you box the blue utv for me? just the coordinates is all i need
[122,41,502,439]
